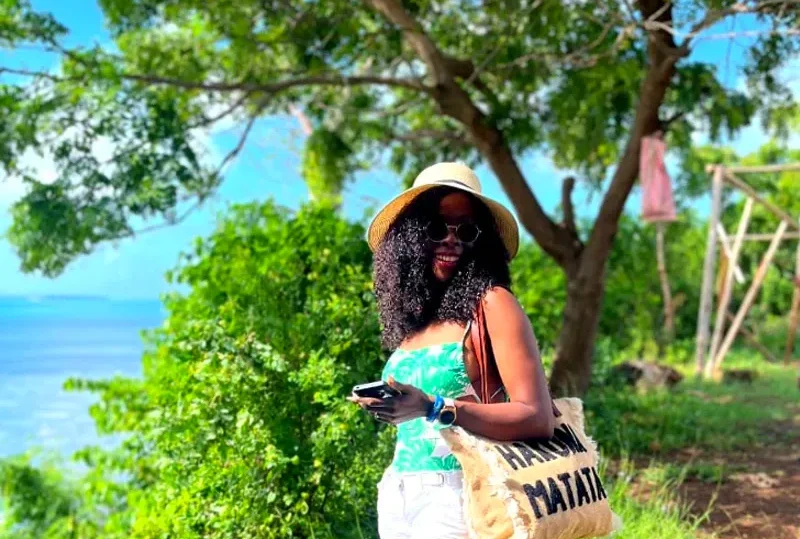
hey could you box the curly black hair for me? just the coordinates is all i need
[373,187,512,350]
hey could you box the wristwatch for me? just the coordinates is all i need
[438,397,457,426]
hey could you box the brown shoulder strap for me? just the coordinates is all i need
[470,298,503,404]
[470,302,488,404]
[470,291,562,417]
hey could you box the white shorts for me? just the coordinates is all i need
[377,469,468,539]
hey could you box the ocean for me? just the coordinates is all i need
[0,296,164,458]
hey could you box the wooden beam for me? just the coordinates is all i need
[715,223,746,284]
[742,232,800,241]
[723,171,800,231]
[711,220,789,372]
[720,163,800,174]
[784,236,800,365]
[725,312,779,363]
[656,222,675,342]
[708,198,753,371]
[696,166,724,375]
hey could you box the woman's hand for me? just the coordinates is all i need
[348,377,433,425]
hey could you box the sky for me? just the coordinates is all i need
[0,1,796,299]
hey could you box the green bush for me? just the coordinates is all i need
[2,202,393,538]
[130,202,392,537]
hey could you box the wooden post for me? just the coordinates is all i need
[695,166,724,375]
[743,232,800,241]
[725,312,779,363]
[784,235,800,365]
[723,171,799,229]
[707,198,753,374]
[711,220,789,372]
[724,163,800,174]
[715,223,746,284]
[655,222,675,343]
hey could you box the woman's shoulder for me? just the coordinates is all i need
[481,285,525,320]
[482,285,518,306]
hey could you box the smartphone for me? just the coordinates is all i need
[352,381,401,400]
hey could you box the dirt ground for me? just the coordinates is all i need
[672,420,800,538]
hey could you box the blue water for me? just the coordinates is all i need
[0,296,164,457]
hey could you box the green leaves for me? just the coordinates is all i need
[2,0,799,275]
[124,203,388,537]
[2,64,219,274]
[125,202,388,537]
[7,180,129,276]
[301,128,355,208]
[0,455,77,538]
[0,201,392,538]
[0,0,67,46]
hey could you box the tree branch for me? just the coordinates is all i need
[363,0,575,263]
[0,66,63,82]
[369,94,427,118]
[562,176,578,239]
[129,103,263,238]
[190,93,253,129]
[386,129,469,147]
[495,14,635,72]
[443,56,498,103]
[363,0,452,85]
[581,0,680,275]
[0,66,429,94]
[120,72,429,94]
[639,0,680,59]
[683,0,795,45]
[213,110,260,175]
[659,110,686,130]
[131,199,203,237]
[643,0,800,55]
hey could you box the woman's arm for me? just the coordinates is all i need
[353,287,555,441]
[445,286,554,440]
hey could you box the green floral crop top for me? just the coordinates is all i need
[381,341,477,473]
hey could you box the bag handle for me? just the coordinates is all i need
[470,297,505,404]
[470,292,561,416]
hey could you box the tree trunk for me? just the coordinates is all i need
[548,13,678,395]
[549,259,607,396]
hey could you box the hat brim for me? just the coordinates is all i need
[367,182,519,259]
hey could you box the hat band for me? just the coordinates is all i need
[420,178,479,193]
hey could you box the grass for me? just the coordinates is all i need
[584,351,799,459]
[602,459,710,539]
[640,460,727,485]
[583,350,799,538]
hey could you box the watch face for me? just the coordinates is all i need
[439,410,456,425]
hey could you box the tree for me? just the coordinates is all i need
[2,0,799,395]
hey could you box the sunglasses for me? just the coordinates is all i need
[424,219,482,244]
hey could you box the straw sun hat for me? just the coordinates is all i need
[367,162,519,259]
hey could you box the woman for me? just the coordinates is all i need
[352,162,554,538]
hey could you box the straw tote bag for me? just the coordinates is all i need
[440,301,622,539]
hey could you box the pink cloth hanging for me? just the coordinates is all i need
[640,134,677,222]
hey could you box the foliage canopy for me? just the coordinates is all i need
[2,0,799,275]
